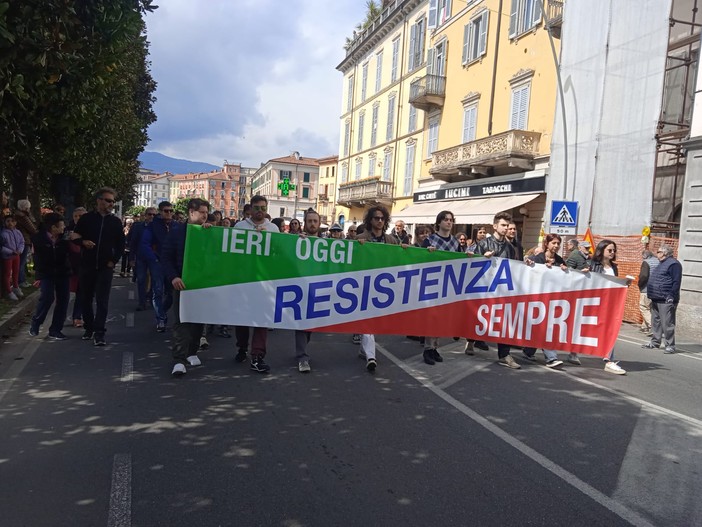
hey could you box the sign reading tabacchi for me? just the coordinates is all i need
[180,225,629,357]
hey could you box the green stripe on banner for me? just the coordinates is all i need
[182,224,471,290]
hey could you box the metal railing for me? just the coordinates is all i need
[338,179,393,204]
[546,0,564,26]
[409,74,447,102]
[344,0,404,56]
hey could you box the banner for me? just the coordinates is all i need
[180,225,629,357]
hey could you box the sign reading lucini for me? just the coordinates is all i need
[180,225,628,357]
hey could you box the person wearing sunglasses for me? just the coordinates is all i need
[128,207,157,311]
[140,201,176,333]
[71,187,125,347]
[232,195,279,373]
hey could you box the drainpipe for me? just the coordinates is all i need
[487,0,504,136]
[390,9,410,211]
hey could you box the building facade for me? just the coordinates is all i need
[250,152,320,221]
[336,0,429,227]
[134,172,172,209]
[393,0,560,246]
[316,155,339,227]
[169,162,246,219]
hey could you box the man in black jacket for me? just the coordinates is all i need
[72,187,125,346]
[162,198,210,376]
[28,213,72,340]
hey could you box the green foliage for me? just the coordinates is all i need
[0,0,158,208]
[126,204,146,218]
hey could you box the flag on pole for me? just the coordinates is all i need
[583,227,595,254]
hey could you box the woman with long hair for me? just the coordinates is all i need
[288,218,302,234]
[589,239,626,375]
[467,225,487,253]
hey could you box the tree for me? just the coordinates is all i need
[0,0,157,216]
[345,1,382,49]
[125,205,146,218]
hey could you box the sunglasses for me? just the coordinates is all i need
[100,198,115,204]
[252,205,267,211]
[372,216,385,221]
[161,209,174,213]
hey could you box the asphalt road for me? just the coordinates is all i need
[0,275,700,527]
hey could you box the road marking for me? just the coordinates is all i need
[107,453,131,527]
[128,290,135,301]
[0,337,42,404]
[376,343,656,527]
[617,335,699,358]
[121,353,133,383]
[126,313,134,328]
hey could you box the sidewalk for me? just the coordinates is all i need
[0,289,39,337]
[619,321,701,354]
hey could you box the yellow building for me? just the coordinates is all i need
[316,155,339,227]
[336,0,430,232]
[395,0,563,247]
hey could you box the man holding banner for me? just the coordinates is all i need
[294,209,321,373]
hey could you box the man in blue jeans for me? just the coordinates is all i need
[29,213,71,340]
[140,201,175,332]
[128,206,156,311]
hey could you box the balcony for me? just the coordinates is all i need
[337,177,393,207]
[409,74,446,112]
[429,130,541,183]
[317,194,329,202]
[545,0,564,38]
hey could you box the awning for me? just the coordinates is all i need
[393,193,540,225]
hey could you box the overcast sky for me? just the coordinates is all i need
[144,0,365,167]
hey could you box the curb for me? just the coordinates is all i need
[0,291,39,337]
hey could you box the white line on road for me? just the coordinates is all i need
[126,312,134,328]
[121,353,133,383]
[107,453,131,527]
[128,290,135,301]
[617,335,700,359]
[376,343,656,527]
[0,337,42,404]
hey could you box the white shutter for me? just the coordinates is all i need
[518,84,530,129]
[462,24,470,64]
[463,105,477,143]
[510,87,520,129]
[532,0,542,26]
[428,0,438,29]
[478,11,489,57]
[426,47,435,75]
[408,23,417,70]
[509,0,519,38]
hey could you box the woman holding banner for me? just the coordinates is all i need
[589,240,627,375]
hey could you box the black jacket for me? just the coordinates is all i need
[31,231,72,279]
[590,260,618,276]
[476,236,517,260]
[161,223,187,284]
[74,211,125,269]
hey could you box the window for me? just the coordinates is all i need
[462,104,477,143]
[280,170,292,180]
[428,0,452,29]
[462,11,489,64]
[375,50,383,93]
[383,150,392,181]
[303,172,310,183]
[408,17,426,71]
[302,187,310,198]
[404,143,415,196]
[509,0,542,38]
[510,83,530,129]
[355,158,362,180]
[427,39,447,77]
[347,75,354,112]
[370,105,379,147]
[427,117,439,158]
[386,94,396,141]
[391,37,400,82]
[361,62,368,102]
[368,156,375,177]
[408,105,417,133]
[341,164,348,183]
[344,120,351,156]
[357,112,365,151]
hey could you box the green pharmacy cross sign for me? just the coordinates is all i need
[277,177,296,197]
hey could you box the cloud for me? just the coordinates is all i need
[145,0,365,167]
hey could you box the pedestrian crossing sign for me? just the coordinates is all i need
[550,200,578,227]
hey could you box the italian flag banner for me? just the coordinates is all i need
[180,225,628,357]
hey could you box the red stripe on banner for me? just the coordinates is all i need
[312,288,626,357]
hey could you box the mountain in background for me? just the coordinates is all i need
[139,151,220,174]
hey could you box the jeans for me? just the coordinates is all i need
[71,284,82,320]
[651,301,676,349]
[424,336,439,351]
[134,258,150,307]
[295,330,311,360]
[148,260,173,324]
[79,266,114,334]
[497,343,512,359]
[19,244,31,285]
[31,276,70,334]
[171,290,203,364]
[235,326,268,358]
[523,347,559,362]
[361,334,376,360]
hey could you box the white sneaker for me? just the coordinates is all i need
[464,341,475,355]
[12,287,23,298]
[546,359,563,368]
[186,355,202,367]
[6,292,18,301]
[298,360,311,373]
[172,363,186,376]
[199,337,209,350]
[604,361,626,375]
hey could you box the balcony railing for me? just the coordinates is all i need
[409,74,446,111]
[430,130,541,182]
[337,178,393,207]
[317,194,329,202]
[545,0,564,37]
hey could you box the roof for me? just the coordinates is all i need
[268,155,319,167]
[316,154,339,164]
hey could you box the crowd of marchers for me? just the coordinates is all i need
[4,188,682,378]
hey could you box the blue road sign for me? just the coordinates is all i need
[550,200,578,226]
